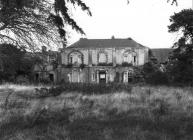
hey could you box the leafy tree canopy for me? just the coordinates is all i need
[0,0,180,51]
[0,43,41,81]
[168,9,193,39]
[167,9,193,84]
[0,0,91,50]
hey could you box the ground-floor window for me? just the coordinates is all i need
[123,70,133,83]
[128,69,133,82]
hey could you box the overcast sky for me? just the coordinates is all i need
[66,0,192,48]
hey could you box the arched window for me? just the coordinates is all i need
[98,52,107,63]
[69,51,83,65]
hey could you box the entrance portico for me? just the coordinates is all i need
[97,69,108,84]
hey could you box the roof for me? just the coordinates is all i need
[67,38,147,49]
[151,48,173,63]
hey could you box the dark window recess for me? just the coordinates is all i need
[49,74,54,82]
[35,73,39,81]
[134,56,136,63]
[70,57,73,63]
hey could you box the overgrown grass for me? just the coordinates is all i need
[1,84,193,139]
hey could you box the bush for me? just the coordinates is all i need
[98,63,113,66]
[145,71,169,85]
[121,62,133,67]
[48,83,132,95]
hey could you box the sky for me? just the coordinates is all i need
[66,0,192,48]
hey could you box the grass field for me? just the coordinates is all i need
[1,84,193,140]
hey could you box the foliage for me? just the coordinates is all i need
[168,9,193,39]
[145,71,169,85]
[167,9,193,84]
[142,62,169,85]
[0,0,91,49]
[98,63,113,66]
[121,62,133,67]
[0,44,39,82]
[34,83,132,97]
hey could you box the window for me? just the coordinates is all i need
[123,51,137,65]
[92,73,95,81]
[98,52,107,63]
[69,51,83,65]
[133,53,137,64]
[70,56,73,63]
[123,52,132,63]
[134,56,136,63]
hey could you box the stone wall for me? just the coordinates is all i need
[61,47,149,66]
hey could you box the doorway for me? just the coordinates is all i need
[99,71,106,84]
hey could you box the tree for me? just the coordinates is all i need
[167,9,193,84]
[142,61,169,85]
[0,44,39,82]
[0,0,181,51]
[167,0,178,6]
[0,0,91,50]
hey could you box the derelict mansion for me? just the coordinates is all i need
[34,37,170,84]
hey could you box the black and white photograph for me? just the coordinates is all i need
[0,0,193,139]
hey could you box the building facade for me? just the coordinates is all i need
[33,46,59,83]
[58,37,149,83]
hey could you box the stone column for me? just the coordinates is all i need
[106,70,108,83]
[88,50,92,67]
[97,70,99,83]
[113,48,116,67]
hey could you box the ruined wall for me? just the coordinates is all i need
[61,47,148,66]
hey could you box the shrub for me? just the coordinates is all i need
[98,63,113,66]
[145,71,169,85]
[66,63,73,68]
[122,62,133,67]
[48,83,132,95]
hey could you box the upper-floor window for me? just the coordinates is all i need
[123,50,137,65]
[98,52,107,63]
[133,53,137,64]
[69,51,83,65]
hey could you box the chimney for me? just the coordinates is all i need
[111,35,115,39]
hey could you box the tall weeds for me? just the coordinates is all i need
[1,85,193,139]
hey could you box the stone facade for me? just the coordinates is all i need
[58,38,149,83]
[33,46,59,83]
